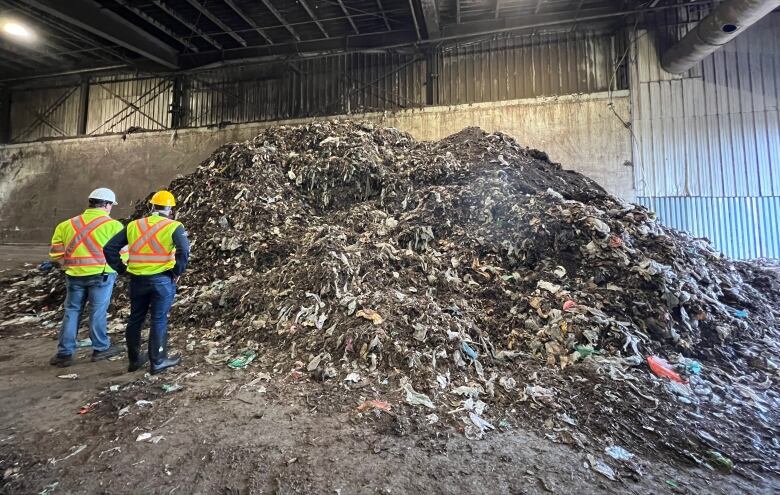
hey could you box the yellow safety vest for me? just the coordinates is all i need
[126,215,182,275]
[49,209,125,277]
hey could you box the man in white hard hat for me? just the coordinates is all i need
[48,188,126,367]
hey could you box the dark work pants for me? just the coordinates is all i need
[125,273,176,365]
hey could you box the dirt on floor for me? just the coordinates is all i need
[0,239,778,494]
[0,322,777,495]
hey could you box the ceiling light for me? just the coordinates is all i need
[2,21,34,41]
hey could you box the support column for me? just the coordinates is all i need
[0,88,11,144]
[170,76,187,128]
[77,77,90,135]
[425,50,439,106]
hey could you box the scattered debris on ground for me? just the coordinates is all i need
[1,121,778,479]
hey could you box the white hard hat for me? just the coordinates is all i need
[88,187,118,205]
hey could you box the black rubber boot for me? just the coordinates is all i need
[128,353,149,372]
[91,345,122,362]
[150,354,181,375]
[49,354,74,367]
[148,331,180,375]
[126,330,147,372]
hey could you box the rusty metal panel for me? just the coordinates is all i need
[9,85,81,142]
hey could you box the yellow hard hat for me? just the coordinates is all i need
[150,190,176,207]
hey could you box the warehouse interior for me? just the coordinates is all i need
[0,0,779,493]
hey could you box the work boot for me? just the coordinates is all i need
[128,353,149,373]
[91,345,121,362]
[150,354,181,375]
[49,354,74,367]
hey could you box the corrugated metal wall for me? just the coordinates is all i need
[4,31,623,142]
[9,86,81,142]
[184,52,426,127]
[87,76,173,135]
[437,32,620,105]
[631,11,780,259]
[638,196,780,259]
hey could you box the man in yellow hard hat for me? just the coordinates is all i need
[103,190,190,375]
[49,188,125,367]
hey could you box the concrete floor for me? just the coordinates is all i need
[0,244,50,277]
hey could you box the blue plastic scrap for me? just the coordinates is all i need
[461,341,478,360]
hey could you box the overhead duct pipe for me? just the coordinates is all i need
[661,0,779,74]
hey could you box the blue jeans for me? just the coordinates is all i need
[125,273,176,365]
[58,273,117,357]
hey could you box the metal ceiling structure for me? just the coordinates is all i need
[0,0,709,80]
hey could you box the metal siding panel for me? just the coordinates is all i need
[640,195,780,259]
[768,110,780,195]
[10,85,79,141]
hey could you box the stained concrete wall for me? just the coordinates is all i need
[0,91,632,243]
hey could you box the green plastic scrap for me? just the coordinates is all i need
[227,351,256,370]
[39,482,59,495]
[161,384,183,393]
[665,480,679,489]
[575,345,599,359]
[707,450,734,472]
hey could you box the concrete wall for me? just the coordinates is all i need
[0,91,632,243]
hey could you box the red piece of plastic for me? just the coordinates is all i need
[563,300,577,311]
[357,400,392,412]
[647,356,687,384]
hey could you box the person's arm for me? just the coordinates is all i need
[103,228,129,274]
[171,225,190,277]
[49,222,65,265]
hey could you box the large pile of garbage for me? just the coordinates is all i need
[1,121,778,475]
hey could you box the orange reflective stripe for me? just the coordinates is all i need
[129,218,173,254]
[128,218,176,267]
[129,254,175,262]
[64,215,112,267]
[65,258,108,266]
[128,219,175,259]
[50,244,65,253]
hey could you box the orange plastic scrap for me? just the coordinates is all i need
[647,356,687,384]
[357,400,392,413]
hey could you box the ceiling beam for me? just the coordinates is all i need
[114,0,199,52]
[442,6,619,38]
[298,0,329,38]
[407,0,421,40]
[24,0,179,69]
[223,0,274,44]
[417,0,440,38]
[495,0,501,19]
[374,0,392,30]
[180,29,416,69]
[151,0,222,50]
[456,0,461,23]
[336,0,360,34]
[183,0,247,47]
[260,0,300,41]
[534,0,544,14]
[0,45,42,69]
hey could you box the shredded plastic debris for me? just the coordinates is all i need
[1,120,779,474]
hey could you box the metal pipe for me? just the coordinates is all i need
[661,0,780,74]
